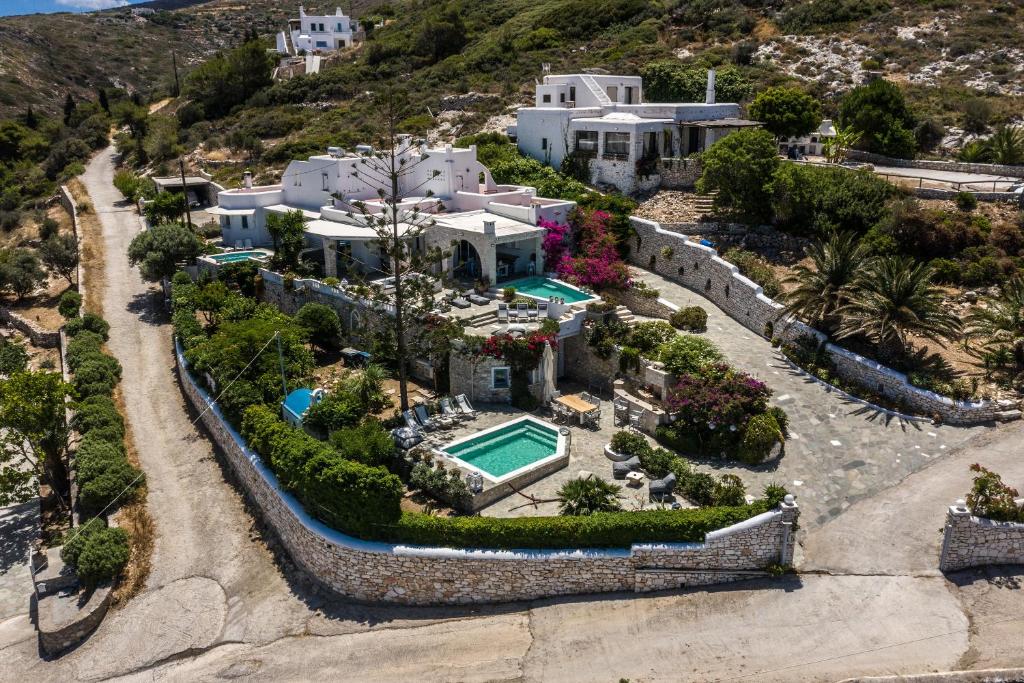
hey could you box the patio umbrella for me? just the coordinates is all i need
[540,342,556,404]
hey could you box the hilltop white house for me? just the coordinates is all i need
[513,70,760,194]
[276,6,358,55]
[208,139,575,284]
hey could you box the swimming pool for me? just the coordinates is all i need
[502,276,594,304]
[210,251,268,264]
[441,416,565,482]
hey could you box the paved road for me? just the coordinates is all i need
[1,150,1020,681]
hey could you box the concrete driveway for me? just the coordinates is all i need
[2,149,1021,682]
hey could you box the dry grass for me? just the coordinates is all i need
[68,179,106,318]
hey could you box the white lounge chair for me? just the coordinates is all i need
[455,394,477,418]
[508,307,519,322]
[497,303,509,323]
[538,302,548,318]
[440,397,464,421]
[403,409,429,432]
[528,305,539,320]
[414,404,445,430]
[517,303,529,318]
[244,239,253,249]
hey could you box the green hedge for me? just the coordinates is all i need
[241,405,404,536]
[65,312,110,340]
[75,395,125,438]
[382,502,773,549]
[61,522,130,588]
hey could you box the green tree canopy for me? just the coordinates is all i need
[127,223,204,282]
[697,128,780,220]
[294,303,341,352]
[184,39,275,119]
[748,87,822,139]
[0,371,70,506]
[266,210,306,272]
[143,191,186,225]
[838,79,917,159]
[0,248,46,300]
[40,233,79,284]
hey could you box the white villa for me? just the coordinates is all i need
[779,119,836,158]
[513,70,760,194]
[276,6,358,55]
[208,139,575,284]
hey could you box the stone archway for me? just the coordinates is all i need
[452,239,482,281]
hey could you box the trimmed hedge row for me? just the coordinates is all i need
[241,405,403,536]
[61,521,130,588]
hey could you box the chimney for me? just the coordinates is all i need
[705,69,716,105]
[243,171,253,190]
[483,219,496,236]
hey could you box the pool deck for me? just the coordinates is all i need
[419,392,685,517]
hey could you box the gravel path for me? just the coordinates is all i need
[0,151,1020,680]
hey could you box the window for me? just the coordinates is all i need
[603,132,630,159]
[574,130,598,156]
[336,22,343,31]
[541,138,548,151]
[542,93,551,103]
[491,367,511,390]
[316,40,328,48]
[643,131,657,157]
[606,86,618,102]
[569,86,576,103]
[559,92,565,103]
[663,128,673,155]
[241,216,249,229]
[322,172,329,191]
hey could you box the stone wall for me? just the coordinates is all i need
[939,501,1024,572]
[629,217,1019,425]
[176,338,799,604]
[846,150,1024,179]
[912,188,1020,203]
[659,157,702,190]
[613,286,677,320]
[448,351,512,404]
[0,308,60,347]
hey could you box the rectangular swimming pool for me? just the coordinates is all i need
[210,251,268,264]
[502,276,594,304]
[441,417,564,481]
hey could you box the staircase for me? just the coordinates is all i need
[579,74,613,106]
[694,191,717,217]
[613,305,635,324]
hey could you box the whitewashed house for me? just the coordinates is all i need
[277,6,358,55]
[778,119,836,158]
[208,138,575,284]
[513,70,760,194]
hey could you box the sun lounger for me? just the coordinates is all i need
[455,394,477,418]
[415,404,448,430]
[497,304,509,323]
[440,397,464,421]
[468,293,490,306]
[517,303,529,317]
[450,297,471,309]
[649,472,678,501]
[612,456,641,480]
[528,306,538,320]
[538,302,548,317]
[403,409,431,432]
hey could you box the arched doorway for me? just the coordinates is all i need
[452,239,482,281]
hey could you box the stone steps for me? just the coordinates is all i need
[613,305,635,324]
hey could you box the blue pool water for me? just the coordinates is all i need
[442,420,560,478]
[211,251,266,264]
[503,276,593,303]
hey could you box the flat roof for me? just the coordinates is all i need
[153,176,210,188]
[688,117,762,127]
[206,207,256,216]
[571,114,674,125]
[437,210,545,238]
[304,218,417,240]
[265,204,321,219]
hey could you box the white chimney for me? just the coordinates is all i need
[705,69,716,105]
[483,219,496,236]
[243,171,253,189]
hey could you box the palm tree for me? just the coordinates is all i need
[782,232,870,335]
[557,477,622,516]
[987,125,1024,165]
[348,363,390,412]
[958,139,993,163]
[966,275,1024,373]
[822,124,862,163]
[836,256,962,358]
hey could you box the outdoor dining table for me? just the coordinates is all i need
[554,393,598,423]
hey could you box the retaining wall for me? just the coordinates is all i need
[911,188,1019,203]
[0,308,60,347]
[176,338,799,604]
[939,501,1024,572]
[629,217,1019,425]
[846,150,1024,179]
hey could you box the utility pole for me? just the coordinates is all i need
[275,331,288,401]
[171,51,181,98]
[178,158,193,229]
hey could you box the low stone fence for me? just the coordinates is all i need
[613,285,678,319]
[846,150,1024,179]
[0,308,60,348]
[176,338,799,604]
[939,500,1024,572]
[659,157,702,189]
[629,217,1019,425]
[911,188,1019,203]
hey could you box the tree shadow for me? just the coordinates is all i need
[125,290,168,327]
[0,500,39,574]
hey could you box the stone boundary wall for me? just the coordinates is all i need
[912,188,1019,203]
[939,500,1024,572]
[60,184,87,306]
[614,286,677,319]
[629,217,1019,425]
[0,308,60,347]
[176,338,798,604]
[845,150,1024,179]
[659,157,702,189]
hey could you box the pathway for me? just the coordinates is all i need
[1,155,1020,681]
[631,267,991,529]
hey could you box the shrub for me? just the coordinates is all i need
[242,405,403,535]
[713,474,747,506]
[722,248,781,298]
[639,446,678,479]
[0,337,28,375]
[75,395,125,438]
[770,163,894,237]
[657,335,722,375]
[59,290,82,319]
[670,306,708,332]
[929,258,961,284]
[680,471,718,506]
[71,525,130,587]
[294,302,341,352]
[557,477,622,516]
[737,412,783,465]
[627,321,675,355]
[409,462,472,511]
[698,128,780,220]
[78,457,144,514]
[72,354,122,399]
[65,312,110,340]
[610,430,650,457]
[767,405,789,436]
[328,420,395,468]
[955,192,978,212]
[502,286,516,302]
[75,435,127,482]
[965,464,1023,522]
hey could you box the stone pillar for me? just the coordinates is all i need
[939,499,972,572]
[322,238,337,278]
[778,495,799,566]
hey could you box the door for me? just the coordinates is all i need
[606,86,617,102]
[687,126,700,154]
[624,86,635,104]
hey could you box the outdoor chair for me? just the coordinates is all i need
[538,302,548,318]
[582,408,601,430]
[527,306,539,320]
[613,398,629,426]
[517,303,529,318]
[440,397,464,421]
[234,241,244,249]
[497,304,509,323]
[649,473,678,501]
[612,456,641,480]
[244,239,253,249]
[414,404,446,430]
[628,409,645,433]
[508,307,519,322]
[455,394,477,418]
[403,409,430,432]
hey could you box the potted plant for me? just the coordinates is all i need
[604,430,649,462]
[474,275,491,295]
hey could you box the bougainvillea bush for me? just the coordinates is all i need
[546,209,631,290]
